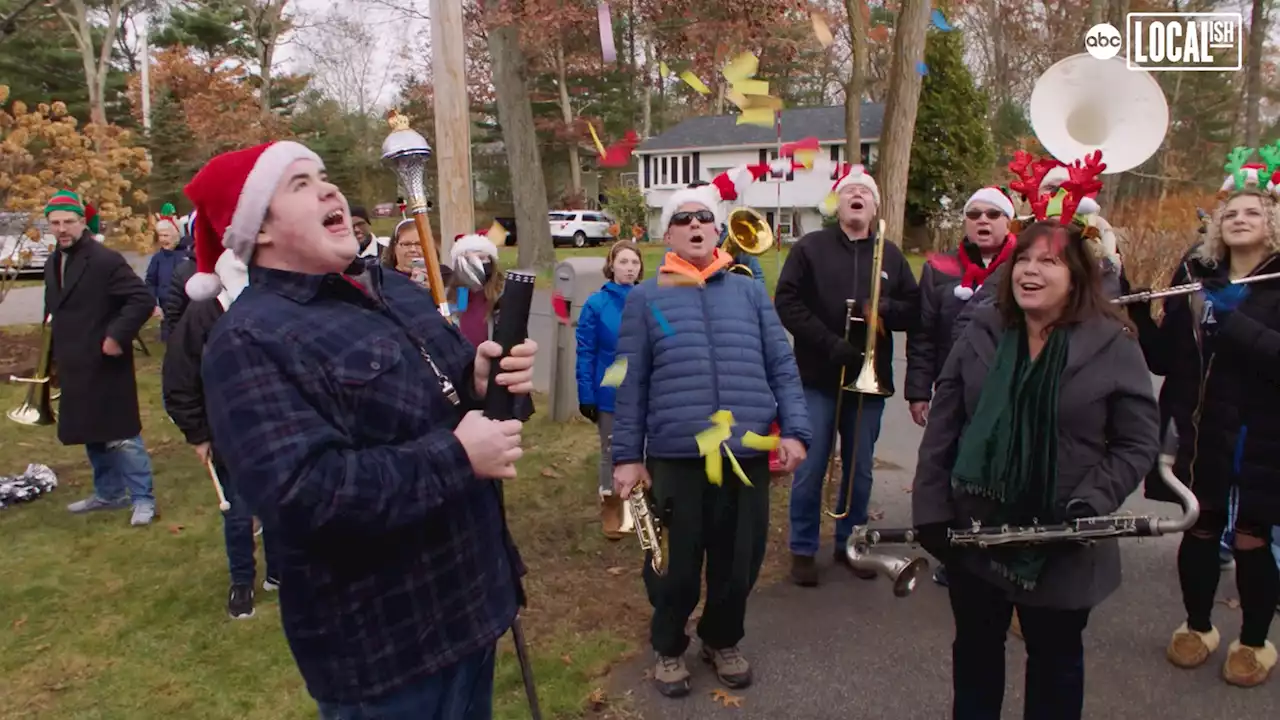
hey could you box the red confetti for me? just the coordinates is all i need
[925,252,963,276]
[600,130,641,168]
[552,291,570,324]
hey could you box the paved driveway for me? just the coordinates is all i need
[0,252,150,326]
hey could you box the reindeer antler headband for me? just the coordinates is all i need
[1007,150,1106,232]
[1220,141,1280,200]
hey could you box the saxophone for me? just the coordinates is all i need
[629,490,667,575]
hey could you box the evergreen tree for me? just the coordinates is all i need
[906,25,995,226]
[0,10,130,124]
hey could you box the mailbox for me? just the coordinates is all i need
[549,256,607,421]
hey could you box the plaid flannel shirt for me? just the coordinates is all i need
[201,261,524,704]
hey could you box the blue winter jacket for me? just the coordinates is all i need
[575,281,632,413]
[611,263,811,464]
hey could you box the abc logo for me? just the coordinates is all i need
[1084,23,1123,59]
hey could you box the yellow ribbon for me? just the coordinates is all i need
[586,121,607,158]
[600,357,627,388]
[694,410,780,487]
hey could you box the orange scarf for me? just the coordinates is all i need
[657,250,733,287]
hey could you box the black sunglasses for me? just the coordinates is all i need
[670,209,716,226]
[965,209,1005,221]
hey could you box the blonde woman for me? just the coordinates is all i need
[1128,149,1280,687]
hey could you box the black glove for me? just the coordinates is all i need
[832,339,860,366]
[916,522,952,564]
[1061,498,1097,522]
[579,403,598,423]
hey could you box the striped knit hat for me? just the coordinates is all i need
[45,189,101,236]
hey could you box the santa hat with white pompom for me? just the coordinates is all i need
[659,157,806,233]
[182,141,324,301]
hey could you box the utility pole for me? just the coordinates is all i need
[430,0,475,259]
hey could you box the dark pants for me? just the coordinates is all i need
[1178,507,1278,647]
[948,565,1091,720]
[643,456,770,657]
[218,459,281,586]
[317,643,496,720]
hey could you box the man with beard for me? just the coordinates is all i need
[187,141,539,717]
[774,164,921,587]
[42,189,158,526]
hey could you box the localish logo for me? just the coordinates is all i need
[1125,12,1242,71]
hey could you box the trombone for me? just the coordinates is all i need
[824,219,893,519]
[7,314,56,426]
[722,207,774,277]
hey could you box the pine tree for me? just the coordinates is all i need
[906,25,995,226]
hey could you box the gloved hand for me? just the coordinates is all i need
[1204,281,1249,315]
[1061,498,1097,522]
[832,339,861,366]
[579,403,598,423]
[916,522,952,564]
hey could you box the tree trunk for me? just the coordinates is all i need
[844,0,868,165]
[641,38,653,137]
[875,0,930,243]
[1244,0,1266,148]
[241,0,289,117]
[989,0,1009,110]
[554,42,583,199]
[1089,0,1108,26]
[487,2,556,271]
[58,0,128,125]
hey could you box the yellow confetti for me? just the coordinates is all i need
[726,90,749,110]
[722,52,759,84]
[586,121,607,157]
[486,220,508,247]
[821,191,839,215]
[812,12,834,48]
[736,108,776,127]
[732,79,769,96]
[743,94,784,111]
[601,357,627,387]
[795,148,819,170]
[679,70,711,94]
[658,61,671,77]
[694,411,776,487]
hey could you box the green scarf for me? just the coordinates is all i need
[951,324,1071,590]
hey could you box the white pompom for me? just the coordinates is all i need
[186,272,223,301]
[1076,197,1100,216]
[954,285,975,300]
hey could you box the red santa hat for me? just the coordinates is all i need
[450,231,499,265]
[182,141,323,301]
[659,158,803,232]
[831,163,880,205]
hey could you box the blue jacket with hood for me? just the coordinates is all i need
[575,281,632,413]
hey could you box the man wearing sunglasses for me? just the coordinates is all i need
[774,164,921,588]
[611,163,811,698]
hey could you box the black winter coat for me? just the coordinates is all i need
[1129,250,1280,523]
[42,232,154,445]
[774,225,921,396]
[162,257,196,340]
[162,298,223,446]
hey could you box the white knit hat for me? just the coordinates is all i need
[832,164,880,205]
[963,187,1015,218]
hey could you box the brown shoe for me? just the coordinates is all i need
[1167,622,1220,669]
[1222,640,1277,687]
[700,644,752,688]
[653,654,691,697]
[790,553,818,587]
[601,493,625,540]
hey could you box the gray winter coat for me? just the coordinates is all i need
[912,304,1160,610]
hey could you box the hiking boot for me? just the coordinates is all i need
[601,493,625,540]
[791,553,818,586]
[227,584,255,619]
[1167,622,1220,668]
[834,546,877,580]
[652,654,690,697]
[700,644,752,689]
[130,502,155,526]
[1222,640,1276,687]
[67,495,129,514]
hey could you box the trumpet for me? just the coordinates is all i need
[823,219,892,519]
[844,452,1200,597]
[8,314,56,426]
[629,490,667,575]
[722,207,774,278]
[1111,271,1280,305]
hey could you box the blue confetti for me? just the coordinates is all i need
[931,9,953,32]
[456,286,469,312]
[650,304,674,336]
[916,60,928,76]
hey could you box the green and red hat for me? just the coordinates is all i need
[44,189,101,236]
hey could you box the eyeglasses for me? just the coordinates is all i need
[670,209,715,226]
[965,209,1005,221]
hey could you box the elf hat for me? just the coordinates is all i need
[154,202,180,236]
[963,187,1015,218]
[182,141,323,301]
[660,158,803,232]
[831,163,880,205]
[44,189,103,240]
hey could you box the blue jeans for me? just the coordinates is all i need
[84,435,154,505]
[788,386,885,556]
[317,644,496,720]
[219,459,281,586]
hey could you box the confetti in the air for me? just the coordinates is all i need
[597,2,617,62]
[733,79,769,96]
[916,60,929,76]
[586,121,607,157]
[811,12,834,48]
[552,291,570,324]
[722,52,759,84]
[695,411,780,487]
[658,61,671,77]
[486,220,508,248]
[679,70,711,94]
[601,357,627,387]
[600,130,641,168]
[736,107,776,127]
[931,9,954,32]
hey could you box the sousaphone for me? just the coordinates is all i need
[1029,53,1169,174]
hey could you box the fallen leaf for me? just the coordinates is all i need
[587,687,607,710]
[12,616,27,629]
[168,524,184,535]
[561,653,573,665]
[869,509,885,521]
[904,487,913,493]
[606,566,626,576]
[540,467,562,478]
[710,688,744,707]
[1217,597,1241,609]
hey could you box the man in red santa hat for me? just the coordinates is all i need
[187,141,539,717]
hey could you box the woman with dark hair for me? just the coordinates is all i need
[381,219,452,288]
[1127,149,1280,687]
[912,216,1160,719]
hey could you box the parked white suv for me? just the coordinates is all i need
[549,210,615,248]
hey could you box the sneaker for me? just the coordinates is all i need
[700,644,752,689]
[933,564,950,587]
[1167,622,1220,668]
[834,546,877,580]
[67,495,129,514]
[790,553,818,587]
[262,577,280,592]
[652,654,690,697]
[1220,549,1235,571]
[130,502,155,526]
[227,584,255,619]
[1222,640,1277,687]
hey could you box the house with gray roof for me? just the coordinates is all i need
[634,103,884,241]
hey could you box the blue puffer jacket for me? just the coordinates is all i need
[611,258,811,464]
[575,281,632,413]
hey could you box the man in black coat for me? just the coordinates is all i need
[42,190,158,526]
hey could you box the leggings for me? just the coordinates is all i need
[1178,507,1278,647]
